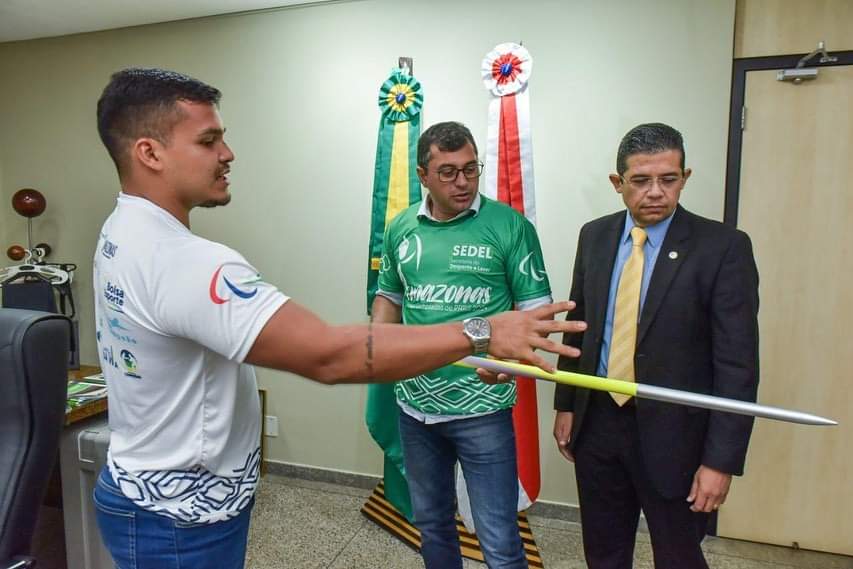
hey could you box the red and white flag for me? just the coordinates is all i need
[457,42,540,531]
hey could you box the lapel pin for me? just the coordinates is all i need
[668,251,678,260]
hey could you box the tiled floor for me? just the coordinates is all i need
[245,474,853,569]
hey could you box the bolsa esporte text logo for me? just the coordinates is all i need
[103,280,127,312]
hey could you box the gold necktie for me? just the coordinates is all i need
[608,227,647,406]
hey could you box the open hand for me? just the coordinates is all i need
[488,301,585,372]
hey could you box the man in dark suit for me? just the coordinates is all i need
[552,123,759,569]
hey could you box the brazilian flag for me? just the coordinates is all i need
[364,68,423,521]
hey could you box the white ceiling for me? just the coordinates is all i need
[0,0,334,43]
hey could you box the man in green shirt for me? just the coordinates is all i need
[372,122,552,569]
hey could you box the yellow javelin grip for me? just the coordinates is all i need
[454,356,639,397]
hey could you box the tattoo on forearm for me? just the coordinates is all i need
[366,316,375,377]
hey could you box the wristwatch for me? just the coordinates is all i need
[462,317,491,354]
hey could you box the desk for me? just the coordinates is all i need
[66,365,106,425]
[45,365,107,506]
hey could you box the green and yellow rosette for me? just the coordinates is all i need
[378,70,423,122]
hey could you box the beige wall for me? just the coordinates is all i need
[735,0,853,58]
[1,169,9,253]
[0,0,735,507]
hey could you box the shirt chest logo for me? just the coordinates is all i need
[452,244,493,259]
[398,235,423,271]
[449,243,494,273]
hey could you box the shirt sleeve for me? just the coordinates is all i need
[376,226,404,297]
[151,239,288,362]
[515,294,552,311]
[375,289,403,306]
[505,216,552,302]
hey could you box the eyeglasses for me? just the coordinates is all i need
[620,174,684,192]
[435,162,484,183]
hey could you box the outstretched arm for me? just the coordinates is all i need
[246,299,585,384]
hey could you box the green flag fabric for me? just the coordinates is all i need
[364,68,423,521]
[366,69,423,311]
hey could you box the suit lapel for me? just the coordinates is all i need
[637,206,691,345]
[588,212,625,337]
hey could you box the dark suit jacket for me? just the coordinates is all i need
[554,205,760,499]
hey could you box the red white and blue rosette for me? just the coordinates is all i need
[482,42,533,97]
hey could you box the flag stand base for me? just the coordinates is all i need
[360,481,544,567]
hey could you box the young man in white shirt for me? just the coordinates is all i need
[92,67,586,569]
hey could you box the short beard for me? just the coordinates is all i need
[198,194,232,208]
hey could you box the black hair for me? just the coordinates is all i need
[96,68,221,175]
[616,122,685,175]
[417,121,478,169]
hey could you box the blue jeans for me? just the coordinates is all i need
[399,409,527,569]
[93,466,253,569]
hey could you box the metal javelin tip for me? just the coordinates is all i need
[635,384,837,426]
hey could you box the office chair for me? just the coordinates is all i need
[0,309,70,568]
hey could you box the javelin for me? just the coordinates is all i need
[456,356,837,427]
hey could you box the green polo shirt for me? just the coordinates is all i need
[377,194,551,415]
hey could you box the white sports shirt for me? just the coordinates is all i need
[93,193,288,523]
